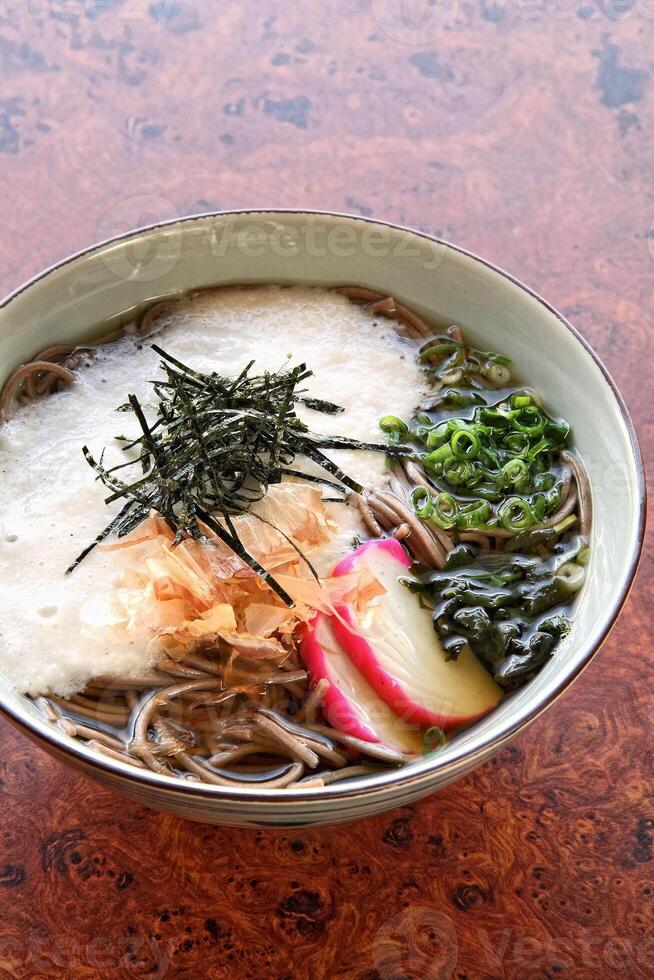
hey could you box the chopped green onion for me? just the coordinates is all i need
[441,368,463,385]
[435,419,459,440]
[498,496,535,531]
[380,415,409,437]
[511,406,547,436]
[451,428,481,460]
[556,562,585,592]
[546,418,570,443]
[456,499,492,528]
[426,428,445,449]
[420,342,462,363]
[526,437,552,459]
[479,407,510,428]
[432,492,459,529]
[423,726,446,753]
[533,472,556,492]
[484,362,512,386]
[553,514,577,535]
[441,458,475,485]
[425,443,454,467]
[465,346,511,367]
[411,486,434,520]
[501,458,528,486]
[504,431,530,454]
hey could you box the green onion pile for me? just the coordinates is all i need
[383,391,571,534]
[410,391,569,532]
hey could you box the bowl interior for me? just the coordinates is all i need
[0,211,644,806]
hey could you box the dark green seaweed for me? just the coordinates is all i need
[406,536,585,689]
[68,346,404,605]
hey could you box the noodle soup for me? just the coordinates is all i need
[0,284,591,789]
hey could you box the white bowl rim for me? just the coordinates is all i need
[0,208,646,803]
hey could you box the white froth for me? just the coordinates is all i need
[0,286,424,695]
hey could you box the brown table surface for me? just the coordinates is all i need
[0,3,652,978]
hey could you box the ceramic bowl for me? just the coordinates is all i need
[0,211,645,827]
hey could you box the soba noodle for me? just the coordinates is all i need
[0,286,591,788]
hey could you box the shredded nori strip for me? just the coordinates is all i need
[68,345,406,605]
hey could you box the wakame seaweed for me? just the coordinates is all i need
[68,345,407,604]
[405,536,586,688]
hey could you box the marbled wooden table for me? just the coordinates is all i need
[0,3,651,977]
